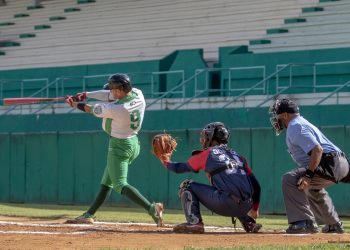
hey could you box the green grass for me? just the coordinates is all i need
[0,202,288,228]
[0,202,349,231]
[1,203,349,250]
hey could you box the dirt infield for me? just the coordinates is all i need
[0,216,350,249]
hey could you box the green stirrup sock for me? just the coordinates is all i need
[87,185,112,215]
[121,185,151,211]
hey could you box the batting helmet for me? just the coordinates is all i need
[200,122,230,148]
[269,98,299,136]
[105,73,132,92]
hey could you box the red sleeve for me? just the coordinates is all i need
[240,155,252,176]
[240,155,261,210]
[187,149,210,172]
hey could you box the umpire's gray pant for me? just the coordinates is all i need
[281,155,349,225]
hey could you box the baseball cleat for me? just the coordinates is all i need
[239,215,262,233]
[173,222,205,234]
[241,221,262,233]
[322,221,344,234]
[149,202,164,227]
[65,212,95,224]
[286,220,319,234]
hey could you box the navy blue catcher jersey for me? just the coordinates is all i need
[166,145,255,203]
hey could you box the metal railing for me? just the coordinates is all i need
[0,78,49,99]
[151,70,185,98]
[316,79,350,105]
[3,78,57,115]
[146,70,204,110]
[276,60,350,93]
[194,66,266,97]
[221,64,289,108]
[2,60,350,114]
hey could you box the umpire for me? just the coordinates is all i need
[269,98,350,234]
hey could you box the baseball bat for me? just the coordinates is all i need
[2,97,66,105]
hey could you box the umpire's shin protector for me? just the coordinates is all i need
[179,179,202,224]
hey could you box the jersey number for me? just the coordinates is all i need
[130,110,141,130]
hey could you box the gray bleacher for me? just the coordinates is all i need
[0,0,318,70]
[250,0,350,53]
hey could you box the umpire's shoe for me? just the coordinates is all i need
[322,221,345,234]
[286,220,319,234]
[149,202,164,227]
[173,222,205,234]
[65,212,95,224]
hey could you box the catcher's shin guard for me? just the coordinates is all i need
[178,179,202,224]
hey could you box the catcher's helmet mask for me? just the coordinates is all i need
[269,98,299,136]
[105,73,132,92]
[201,122,230,148]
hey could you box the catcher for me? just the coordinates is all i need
[152,122,262,233]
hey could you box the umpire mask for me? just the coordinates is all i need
[200,122,230,149]
[269,99,299,136]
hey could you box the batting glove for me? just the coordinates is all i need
[74,92,87,102]
[65,95,75,107]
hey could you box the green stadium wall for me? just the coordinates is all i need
[3,47,350,100]
[218,46,350,96]
[0,49,206,99]
[1,47,350,214]
[0,105,350,215]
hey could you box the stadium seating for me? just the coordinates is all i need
[250,0,350,53]
[0,0,318,70]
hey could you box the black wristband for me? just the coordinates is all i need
[305,169,315,179]
[77,103,86,112]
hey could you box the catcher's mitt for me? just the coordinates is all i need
[152,134,177,162]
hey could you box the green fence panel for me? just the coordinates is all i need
[91,132,109,185]
[134,131,169,204]
[163,130,187,209]
[0,134,10,201]
[321,126,347,152]
[40,132,58,202]
[230,128,252,167]
[10,133,26,202]
[25,133,42,202]
[1,126,349,214]
[73,132,96,203]
[251,128,276,213]
[271,132,294,214]
[57,132,76,203]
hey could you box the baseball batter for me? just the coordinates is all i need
[156,122,262,234]
[270,98,350,234]
[65,73,163,226]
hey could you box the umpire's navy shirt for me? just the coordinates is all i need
[286,115,340,167]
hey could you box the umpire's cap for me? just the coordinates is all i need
[274,98,299,115]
